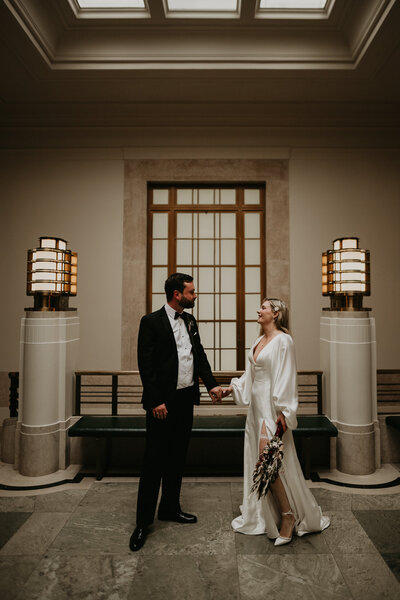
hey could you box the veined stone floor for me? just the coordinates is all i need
[0,478,399,600]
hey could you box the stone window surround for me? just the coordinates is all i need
[122,159,289,369]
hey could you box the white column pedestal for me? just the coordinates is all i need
[17,311,80,477]
[320,311,378,475]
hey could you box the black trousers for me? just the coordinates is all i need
[136,386,195,526]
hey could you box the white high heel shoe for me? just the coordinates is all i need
[274,510,296,546]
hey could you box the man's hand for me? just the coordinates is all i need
[209,386,223,403]
[152,403,168,420]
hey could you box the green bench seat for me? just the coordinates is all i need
[69,414,337,480]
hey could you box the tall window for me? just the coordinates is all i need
[148,184,265,370]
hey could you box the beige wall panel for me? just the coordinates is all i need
[0,153,124,371]
[123,159,289,370]
[289,149,400,370]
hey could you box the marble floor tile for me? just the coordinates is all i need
[128,553,240,600]
[382,553,400,583]
[353,510,400,554]
[0,556,42,600]
[310,488,353,511]
[16,553,139,600]
[230,482,243,494]
[237,554,351,599]
[48,511,135,555]
[235,529,330,555]
[0,496,35,512]
[180,482,233,512]
[34,490,88,513]
[0,480,400,599]
[0,513,70,556]
[141,511,235,556]
[231,483,243,516]
[75,482,138,514]
[322,510,379,556]
[0,513,31,550]
[351,493,400,510]
[335,553,400,599]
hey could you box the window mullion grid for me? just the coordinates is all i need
[147,209,153,314]
[236,188,245,370]
[217,211,221,371]
[169,188,177,274]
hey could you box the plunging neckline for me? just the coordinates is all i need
[252,333,285,363]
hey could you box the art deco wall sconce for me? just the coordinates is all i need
[322,237,370,311]
[27,237,78,311]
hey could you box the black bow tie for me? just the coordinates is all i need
[175,312,190,328]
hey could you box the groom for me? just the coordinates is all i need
[130,272,223,551]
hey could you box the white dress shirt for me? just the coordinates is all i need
[164,303,194,389]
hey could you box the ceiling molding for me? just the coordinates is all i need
[3,0,398,70]
[0,0,399,132]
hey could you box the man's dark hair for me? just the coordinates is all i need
[165,273,193,301]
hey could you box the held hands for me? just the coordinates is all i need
[209,386,223,403]
[209,385,233,403]
[154,385,235,413]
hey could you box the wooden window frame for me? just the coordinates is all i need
[147,182,266,370]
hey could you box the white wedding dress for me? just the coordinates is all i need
[231,333,330,538]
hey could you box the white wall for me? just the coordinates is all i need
[1,146,399,374]
[0,151,124,371]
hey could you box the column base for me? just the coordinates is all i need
[1,417,17,464]
[336,421,376,475]
[18,419,72,477]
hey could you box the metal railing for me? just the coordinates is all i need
[377,370,400,413]
[74,370,323,416]
[8,369,399,418]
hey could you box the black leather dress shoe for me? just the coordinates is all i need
[158,511,197,524]
[129,526,148,551]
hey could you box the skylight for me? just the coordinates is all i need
[166,1,238,10]
[259,0,327,7]
[73,0,333,19]
[76,0,145,7]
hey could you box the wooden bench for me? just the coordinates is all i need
[68,414,337,480]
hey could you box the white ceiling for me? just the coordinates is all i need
[0,0,399,131]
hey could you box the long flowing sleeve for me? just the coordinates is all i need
[271,335,298,430]
[230,352,254,407]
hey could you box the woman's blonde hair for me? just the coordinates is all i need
[262,297,289,333]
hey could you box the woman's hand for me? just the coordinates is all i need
[222,386,233,398]
[276,412,287,433]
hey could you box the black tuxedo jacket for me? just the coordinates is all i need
[137,306,218,410]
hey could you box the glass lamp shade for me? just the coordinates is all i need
[27,237,77,296]
[322,238,370,296]
[39,237,67,250]
[333,237,358,250]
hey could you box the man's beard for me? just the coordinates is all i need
[179,297,195,309]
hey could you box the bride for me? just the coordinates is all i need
[223,298,330,545]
